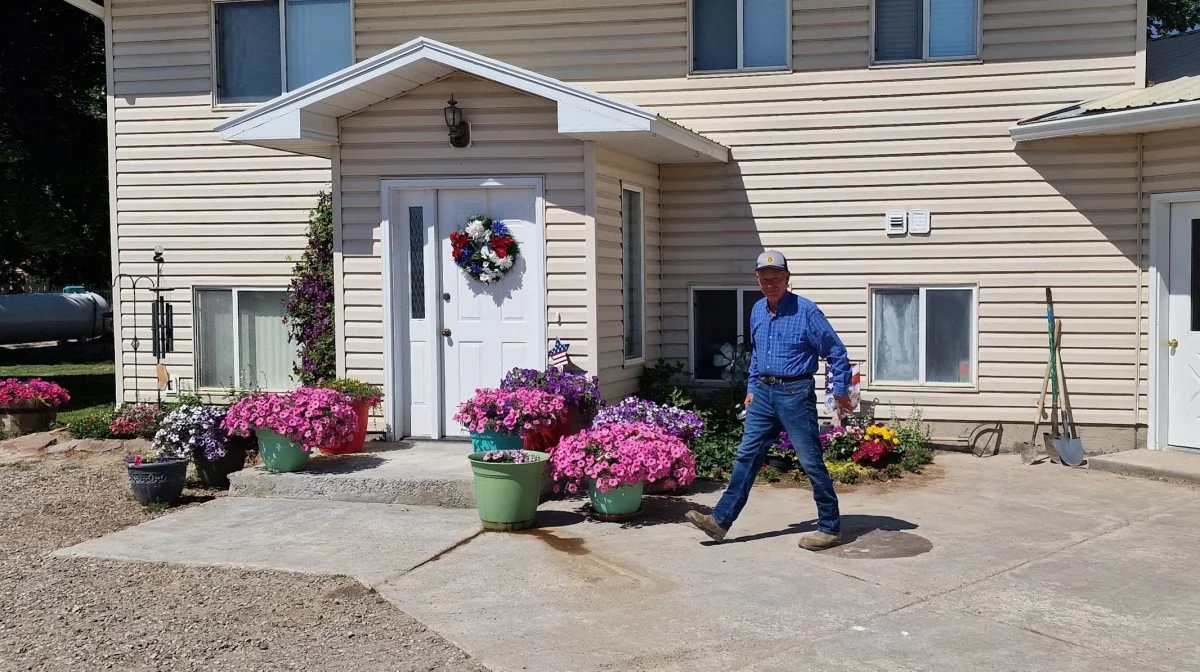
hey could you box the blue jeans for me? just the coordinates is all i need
[711,379,840,534]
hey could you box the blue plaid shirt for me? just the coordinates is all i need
[747,292,852,396]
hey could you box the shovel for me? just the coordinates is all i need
[1041,291,1063,463]
[1053,325,1087,467]
[1020,319,1059,465]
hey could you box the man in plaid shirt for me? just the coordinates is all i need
[687,250,853,551]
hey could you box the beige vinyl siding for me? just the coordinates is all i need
[337,74,589,386]
[111,0,330,400]
[594,146,663,400]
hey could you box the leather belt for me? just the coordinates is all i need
[756,374,813,385]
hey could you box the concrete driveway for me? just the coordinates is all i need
[57,453,1200,671]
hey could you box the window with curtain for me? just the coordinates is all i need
[194,288,298,390]
[691,287,764,381]
[622,187,645,362]
[874,0,979,63]
[871,286,975,385]
[214,0,352,104]
[693,0,789,73]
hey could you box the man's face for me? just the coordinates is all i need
[756,268,789,302]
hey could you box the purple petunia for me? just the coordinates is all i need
[591,397,705,444]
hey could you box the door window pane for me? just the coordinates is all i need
[929,0,978,58]
[875,0,922,61]
[623,189,645,361]
[925,288,973,383]
[1192,219,1200,332]
[741,289,763,345]
[694,0,738,71]
[409,206,425,320]
[285,0,352,89]
[873,289,919,381]
[743,0,789,68]
[215,0,282,104]
[195,289,234,388]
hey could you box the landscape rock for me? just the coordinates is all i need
[76,439,124,453]
[121,438,152,454]
[0,432,58,456]
[46,440,79,455]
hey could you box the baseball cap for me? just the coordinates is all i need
[755,250,788,272]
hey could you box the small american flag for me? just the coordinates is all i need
[548,339,570,369]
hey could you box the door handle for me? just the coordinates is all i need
[441,328,452,337]
[1169,338,1179,349]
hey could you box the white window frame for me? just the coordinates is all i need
[689,0,793,75]
[867,284,978,388]
[210,0,356,109]
[688,285,762,383]
[870,0,982,65]
[622,184,647,365]
[193,286,295,391]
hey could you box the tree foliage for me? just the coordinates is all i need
[284,192,336,385]
[0,2,107,290]
[1148,0,1200,36]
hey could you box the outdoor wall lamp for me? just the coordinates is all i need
[444,96,471,148]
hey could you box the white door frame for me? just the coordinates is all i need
[379,177,546,440]
[1148,191,1200,451]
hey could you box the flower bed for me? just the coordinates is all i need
[108,403,166,440]
[762,409,934,485]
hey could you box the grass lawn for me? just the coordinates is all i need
[0,340,116,424]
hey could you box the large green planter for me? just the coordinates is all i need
[469,430,524,453]
[467,450,548,531]
[255,429,310,473]
[588,480,645,517]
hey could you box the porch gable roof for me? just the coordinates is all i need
[214,37,729,165]
[1010,76,1200,142]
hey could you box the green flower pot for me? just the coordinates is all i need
[469,430,524,453]
[256,429,310,473]
[467,451,548,531]
[587,480,645,516]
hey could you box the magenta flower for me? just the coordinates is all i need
[453,387,566,437]
[220,387,358,452]
[549,422,697,494]
[0,378,70,408]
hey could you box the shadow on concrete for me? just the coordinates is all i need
[707,514,919,546]
[305,454,387,474]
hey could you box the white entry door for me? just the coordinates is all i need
[390,182,545,439]
[1167,202,1200,449]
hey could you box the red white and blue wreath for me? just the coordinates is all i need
[449,215,520,284]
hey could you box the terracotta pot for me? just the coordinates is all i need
[319,400,371,455]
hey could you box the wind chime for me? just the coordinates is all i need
[113,246,175,404]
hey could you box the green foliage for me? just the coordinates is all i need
[637,359,689,405]
[759,465,781,483]
[826,460,873,485]
[285,192,336,386]
[885,464,904,479]
[900,445,934,474]
[67,409,114,439]
[318,378,382,403]
[1148,0,1200,36]
[888,403,931,455]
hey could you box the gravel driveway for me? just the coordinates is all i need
[0,454,486,672]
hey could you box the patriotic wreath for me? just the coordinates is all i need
[450,215,520,285]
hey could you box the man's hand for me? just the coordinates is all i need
[744,392,754,408]
[834,395,855,416]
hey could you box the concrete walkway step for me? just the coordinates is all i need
[228,441,477,508]
[1088,449,1200,486]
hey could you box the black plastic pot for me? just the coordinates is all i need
[766,454,794,471]
[127,459,188,505]
[193,443,248,489]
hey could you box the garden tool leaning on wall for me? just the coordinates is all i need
[1021,317,1060,465]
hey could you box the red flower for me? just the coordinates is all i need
[490,236,509,258]
[450,231,467,246]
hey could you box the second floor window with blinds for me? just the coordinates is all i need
[874,0,980,63]
[692,0,790,73]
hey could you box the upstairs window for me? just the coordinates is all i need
[214,0,353,105]
[693,0,790,73]
[874,0,979,63]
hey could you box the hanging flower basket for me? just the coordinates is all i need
[450,215,520,284]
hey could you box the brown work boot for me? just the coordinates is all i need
[797,530,841,551]
[685,510,728,542]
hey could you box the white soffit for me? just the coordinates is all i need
[216,37,729,164]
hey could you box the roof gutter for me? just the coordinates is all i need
[61,0,103,19]
[1010,98,1200,142]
